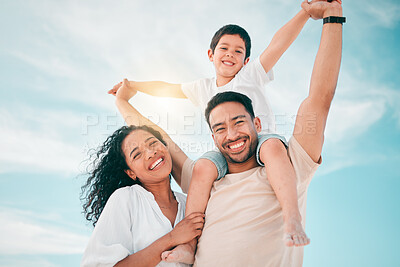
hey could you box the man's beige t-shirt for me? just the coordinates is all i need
[181,137,320,267]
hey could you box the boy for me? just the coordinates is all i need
[110,1,338,263]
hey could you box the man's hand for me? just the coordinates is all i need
[302,0,343,20]
[114,79,137,101]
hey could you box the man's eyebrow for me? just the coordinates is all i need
[145,136,155,143]
[211,122,224,130]
[129,137,156,157]
[211,115,246,130]
[232,115,246,121]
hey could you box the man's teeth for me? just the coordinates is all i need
[230,142,244,149]
[150,158,163,170]
[223,61,233,66]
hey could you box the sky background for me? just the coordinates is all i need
[1,0,399,266]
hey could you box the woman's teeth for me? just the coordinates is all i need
[150,158,163,170]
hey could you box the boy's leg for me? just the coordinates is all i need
[162,152,227,263]
[258,135,310,247]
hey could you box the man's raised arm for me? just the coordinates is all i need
[293,1,344,162]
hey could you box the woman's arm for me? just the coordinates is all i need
[114,79,188,187]
[115,212,204,267]
[82,189,204,267]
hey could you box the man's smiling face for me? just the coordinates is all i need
[209,101,261,165]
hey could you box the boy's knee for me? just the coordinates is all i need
[263,138,285,148]
[260,138,287,158]
[193,158,218,177]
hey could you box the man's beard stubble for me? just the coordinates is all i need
[219,135,258,164]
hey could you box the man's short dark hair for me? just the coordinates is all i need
[210,24,251,60]
[205,91,255,128]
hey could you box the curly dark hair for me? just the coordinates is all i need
[81,125,167,227]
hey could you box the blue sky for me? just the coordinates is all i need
[1,0,399,266]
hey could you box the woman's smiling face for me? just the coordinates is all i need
[121,129,172,184]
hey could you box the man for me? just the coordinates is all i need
[172,1,344,266]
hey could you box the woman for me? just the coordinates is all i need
[81,80,203,266]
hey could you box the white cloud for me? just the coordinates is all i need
[363,1,400,28]
[0,208,88,255]
[0,107,84,175]
[380,88,400,128]
[325,98,386,143]
[11,50,81,80]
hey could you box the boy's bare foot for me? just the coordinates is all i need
[283,216,310,247]
[161,243,195,264]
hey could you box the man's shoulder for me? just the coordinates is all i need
[287,137,321,187]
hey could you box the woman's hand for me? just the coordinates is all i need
[113,79,137,101]
[169,212,205,246]
[108,81,121,96]
[109,79,137,100]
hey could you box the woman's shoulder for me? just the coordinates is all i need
[109,185,150,204]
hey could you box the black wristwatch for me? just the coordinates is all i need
[323,16,346,25]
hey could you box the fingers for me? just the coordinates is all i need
[123,78,129,86]
[194,229,202,238]
[185,212,205,219]
[194,222,204,230]
[107,88,116,95]
[161,250,172,261]
[108,81,122,95]
[184,213,205,226]
[301,0,311,13]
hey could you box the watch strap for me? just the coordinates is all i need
[323,16,346,24]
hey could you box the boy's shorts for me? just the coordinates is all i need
[199,133,287,180]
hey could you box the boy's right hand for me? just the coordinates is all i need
[169,212,205,246]
[114,79,137,101]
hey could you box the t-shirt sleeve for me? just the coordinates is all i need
[288,137,321,190]
[81,188,133,267]
[180,158,195,194]
[240,56,274,87]
[181,80,201,107]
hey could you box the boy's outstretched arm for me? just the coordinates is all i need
[114,79,188,186]
[109,80,187,99]
[259,0,340,74]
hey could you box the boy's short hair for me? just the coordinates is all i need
[210,24,251,60]
[205,91,255,129]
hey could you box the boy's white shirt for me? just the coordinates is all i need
[181,56,276,133]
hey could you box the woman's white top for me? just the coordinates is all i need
[81,184,189,267]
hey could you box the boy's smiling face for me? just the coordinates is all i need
[208,34,250,85]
